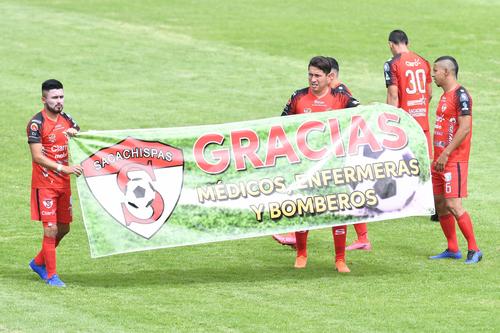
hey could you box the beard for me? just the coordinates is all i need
[46,103,63,113]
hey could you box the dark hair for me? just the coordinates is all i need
[388,30,408,45]
[42,79,63,93]
[308,56,332,75]
[434,56,459,78]
[327,57,339,73]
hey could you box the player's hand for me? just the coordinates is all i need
[62,165,84,177]
[434,152,448,172]
[65,128,79,137]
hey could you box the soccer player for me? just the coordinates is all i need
[384,29,439,223]
[282,56,359,273]
[27,79,83,287]
[327,56,373,252]
[429,56,482,264]
[272,56,357,250]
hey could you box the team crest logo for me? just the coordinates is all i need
[43,199,53,209]
[81,137,184,239]
[30,123,39,131]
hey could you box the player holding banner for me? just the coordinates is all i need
[280,56,359,273]
[27,79,83,287]
[272,56,357,249]
[429,56,482,264]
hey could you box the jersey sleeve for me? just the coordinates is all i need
[281,91,298,116]
[340,90,360,109]
[61,112,80,131]
[456,87,472,116]
[384,59,397,87]
[27,113,43,144]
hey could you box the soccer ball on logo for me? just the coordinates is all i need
[124,178,156,219]
[345,146,420,213]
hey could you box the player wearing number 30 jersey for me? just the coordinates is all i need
[384,30,433,157]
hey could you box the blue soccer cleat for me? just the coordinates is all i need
[46,274,66,287]
[465,250,483,264]
[429,249,462,260]
[29,259,48,280]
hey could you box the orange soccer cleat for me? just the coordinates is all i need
[335,260,351,273]
[294,256,308,269]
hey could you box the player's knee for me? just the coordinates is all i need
[43,225,58,238]
[444,202,463,218]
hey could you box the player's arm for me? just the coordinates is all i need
[341,90,360,108]
[434,115,471,172]
[426,82,433,101]
[29,143,83,176]
[281,92,297,116]
[61,113,80,137]
[386,85,399,107]
[384,60,399,107]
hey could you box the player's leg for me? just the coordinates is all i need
[29,188,56,280]
[294,230,308,268]
[444,162,481,263]
[445,197,481,263]
[429,169,461,259]
[56,223,70,246]
[346,223,371,251]
[42,223,59,280]
[56,189,73,245]
[332,225,349,273]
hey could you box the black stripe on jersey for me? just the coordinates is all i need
[332,83,349,94]
[35,188,41,220]
[455,86,472,116]
[331,87,360,108]
[457,162,462,197]
[384,54,401,88]
[282,87,308,116]
[60,112,80,131]
[27,112,44,144]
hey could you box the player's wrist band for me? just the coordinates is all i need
[56,164,63,172]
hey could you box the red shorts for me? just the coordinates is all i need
[432,162,468,198]
[31,188,73,224]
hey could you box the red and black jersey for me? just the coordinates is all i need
[433,86,472,163]
[332,82,352,95]
[282,87,359,116]
[27,109,79,188]
[384,51,432,130]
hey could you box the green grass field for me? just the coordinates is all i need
[1,0,499,332]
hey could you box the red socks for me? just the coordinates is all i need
[438,214,459,252]
[333,225,347,261]
[295,231,309,257]
[42,236,57,279]
[353,223,368,242]
[296,227,347,261]
[34,238,60,266]
[457,212,479,251]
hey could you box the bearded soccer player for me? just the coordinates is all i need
[272,56,357,250]
[279,56,359,273]
[27,79,83,287]
[429,56,482,264]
